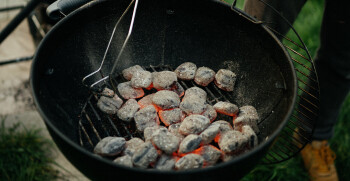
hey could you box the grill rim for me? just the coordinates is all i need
[30,0,297,175]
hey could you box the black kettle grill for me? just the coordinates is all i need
[30,0,319,180]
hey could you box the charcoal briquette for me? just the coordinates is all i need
[178,134,202,154]
[122,65,144,80]
[117,99,140,122]
[114,155,133,167]
[159,108,185,126]
[213,101,238,116]
[174,62,197,80]
[117,81,144,99]
[202,104,217,122]
[154,154,176,170]
[218,130,248,153]
[175,154,204,170]
[123,137,145,156]
[152,90,180,110]
[199,123,220,144]
[194,67,215,86]
[134,105,159,132]
[131,70,152,88]
[132,142,159,168]
[151,127,181,154]
[94,137,126,156]
[152,71,177,90]
[97,95,123,114]
[179,115,210,135]
[214,69,236,92]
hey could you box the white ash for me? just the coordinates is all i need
[234,106,260,133]
[152,71,177,90]
[159,108,185,126]
[131,70,153,88]
[117,81,144,99]
[154,155,176,170]
[222,149,250,162]
[122,65,144,80]
[213,101,238,116]
[194,67,215,86]
[199,123,220,144]
[202,104,217,122]
[152,90,180,110]
[123,137,145,156]
[94,137,126,156]
[183,87,207,101]
[134,105,159,132]
[151,127,181,154]
[117,99,140,122]
[114,155,133,167]
[240,125,258,148]
[174,62,197,80]
[144,126,162,142]
[179,115,210,135]
[198,145,222,166]
[132,141,159,168]
[179,96,207,115]
[214,69,237,92]
[171,82,184,97]
[218,130,248,153]
[175,154,204,170]
[101,87,114,97]
[212,120,233,133]
[137,93,155,109]
[97,95,123,115]
[234,116,259,134]
[178,134,202,154]
[168,123,185,141]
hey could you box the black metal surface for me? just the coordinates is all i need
[31,0,297,180]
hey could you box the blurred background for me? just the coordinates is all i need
[0,0,348,180]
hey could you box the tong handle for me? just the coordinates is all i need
[47,0,94,20]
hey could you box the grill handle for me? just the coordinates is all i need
[47,0,94,20]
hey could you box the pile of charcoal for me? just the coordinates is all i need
[94,62,259,170]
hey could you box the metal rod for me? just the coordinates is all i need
[0,0,41,45]
[0,5,24,12]
[0,55,33,66]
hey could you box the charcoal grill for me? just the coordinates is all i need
[30,0,319,180]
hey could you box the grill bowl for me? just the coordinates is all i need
[31,0,296,180]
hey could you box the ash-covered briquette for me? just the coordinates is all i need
[197,145,222,166]
[202,104,217,122]
[179,115,210,135]
[122,65,144,80]
[101,87,114,97]
[131,70,153,89]
[241,125,258,148]
[97,95,123,114]
[213,101,239,116]
[199,123,220,144]
[154,155,176,170]
[171,82,184,97]
[114,155,133,167]
[234,106,260,133]
[152,90,180,110]
[194,67,215,86]
[168,123,185,141]
[183,87,207,101]
[152,71,177,90]
[175,154,204,170]
[117,81,144,99]
[117,99,140,122]
[132,141,159,168]
[159,108,185,126]
[178,134,202,154]
[134,105,159,132]
[214,69,237,92]
[144,126,162,141]
[174,62,197,80]
[137,94,155,109]
[179,96,207,115]
[123,138,145,156]
[94,137,126,156]
[212,120,233,133]
[218,130,248,153]
[151,127,181,154]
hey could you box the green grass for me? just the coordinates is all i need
[222,0,350,180]
[0,120,59,181]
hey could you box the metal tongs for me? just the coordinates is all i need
[82,0,140,89]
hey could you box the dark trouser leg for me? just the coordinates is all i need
[312,0,350,140]
[244,0,350,140]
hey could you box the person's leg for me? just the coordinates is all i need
[312,0,350,141]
